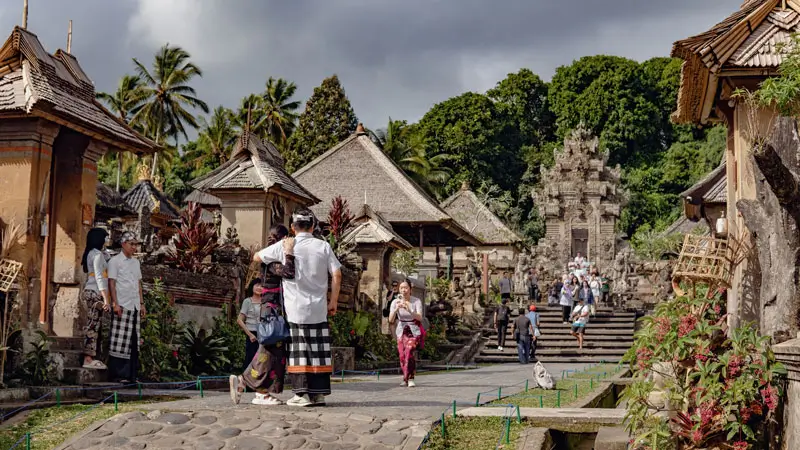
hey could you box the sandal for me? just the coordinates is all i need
[82,360,107,370]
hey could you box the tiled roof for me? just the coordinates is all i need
[681,161,727,205]
[440,185,523,245]
[122,179,181,219]
[0,27,155,153]
[95,182,135,215]
[293,132,482,245]
[185,189,221,206]
[189,132,317,205]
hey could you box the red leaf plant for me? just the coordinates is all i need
[325,195,354,243]
[166,202,220,272]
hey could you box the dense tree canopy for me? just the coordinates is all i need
[285,75,358,172]
[98,46,725,246]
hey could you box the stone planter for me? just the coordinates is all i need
[332,346,355,373]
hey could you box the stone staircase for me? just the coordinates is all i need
[474,306,637,364]
[50,337,107,384]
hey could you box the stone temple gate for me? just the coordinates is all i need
[533,127,625,272]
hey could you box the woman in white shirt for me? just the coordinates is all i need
[589,274,601,315]
[80,228,111,370]
[388,279,423,387]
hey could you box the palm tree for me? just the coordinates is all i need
[257,77,301,147]
[130,44,209,179]
[374,118,452,198]
[96,75,146,192]
[192,106,237,169]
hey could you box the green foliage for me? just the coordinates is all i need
[22,331,52,385]
[756,34,800,117]
[329,311,395,362]
[178,323,230,376]
[210,305,246,373]
[416,92,524,196]
[286,75,358,171]
[420,315,448,361]
[426,277,451,303]
[391,250,422,276]
[140,278,186,381]
[622,290,786,449]
[630,225,683,261]
[373,119,453,198]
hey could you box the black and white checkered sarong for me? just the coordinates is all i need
[109,308,140,359]
[287,322,332,374]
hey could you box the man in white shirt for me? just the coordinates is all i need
[255,209,342,407]
[107,231,144,383]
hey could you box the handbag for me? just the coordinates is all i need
[257,305,289,346]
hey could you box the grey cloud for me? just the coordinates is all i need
[0,0,743,132]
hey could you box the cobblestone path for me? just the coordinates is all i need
[57,362,590,450]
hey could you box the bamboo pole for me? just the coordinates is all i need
[67,20,72,53]
[22,0,28,29]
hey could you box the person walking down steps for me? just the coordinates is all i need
[512,307,534,364]
[494,298,511,351]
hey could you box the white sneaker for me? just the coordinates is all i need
[400,381,407,386]
[286,394,313,407]
[407,380,416,388]
[311,394,326,406]
[498,346,503,351]
[229,375,242,404]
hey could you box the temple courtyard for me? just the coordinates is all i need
[55,362,598,450]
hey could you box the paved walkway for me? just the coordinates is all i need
[57,362,591,450]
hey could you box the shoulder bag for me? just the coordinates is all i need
[257,288,290,346]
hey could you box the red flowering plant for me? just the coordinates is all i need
[622,287,786,450]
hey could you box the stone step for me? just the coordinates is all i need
[480,348,628,357]
[62,367,107,385]
[533,334,633,342]
[50,336,85,351]
[535,341,633,349]
[474,355,623,364]
[53,349,84,367]
[487,329,635,337]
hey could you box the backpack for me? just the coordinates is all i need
[532,361,554,390]
[497,305,510,322]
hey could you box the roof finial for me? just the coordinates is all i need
[783,0,787,9]
[460,180,470,191]
[246,104,252,134]
[21,0,28,29]
[67,20,72,53]
[356,123,366,135]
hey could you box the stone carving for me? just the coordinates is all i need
[462,251,483,314]
[224,227,240,246]
[213,211,222,238]
[512,250,532,296]
[532,126,626,277]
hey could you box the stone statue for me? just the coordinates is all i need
[513,250,532,295]
[224,227,240,246]
[213,211,222,238]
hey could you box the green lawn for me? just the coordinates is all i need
[422,416,526,450]
[0,396,178,450]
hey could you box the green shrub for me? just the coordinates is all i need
[622,288,786,450]
[140,278,186,381]
[178,323,230,375]
[22,331,52,385]
[211,304,246,373]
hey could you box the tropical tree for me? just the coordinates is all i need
[189,106,237,170]
[286,75,358,171]
[373,119,452,198]
[130,44,209,179]
[233,94,262,133]
[259,77,301,146]
[96,75,146,191]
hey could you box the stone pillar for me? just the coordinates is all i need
[774,338,800,450]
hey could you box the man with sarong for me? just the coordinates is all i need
[255,209,342,407]
[107,231,145,383]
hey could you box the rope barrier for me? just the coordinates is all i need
[0,392,52,422]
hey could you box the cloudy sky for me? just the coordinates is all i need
[0,0,743,131]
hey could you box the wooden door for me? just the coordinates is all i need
[571,228,588,258]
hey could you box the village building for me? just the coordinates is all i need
[94,181,136,226]
[673,2,800,444]
[187,131,318,249]
[532,127,624,274]
[340,204,413,309]
[433,181,523,276]
[0,26,156,337]
[292,125,482,283]
[680,161,727,236]
[121,167,181,239]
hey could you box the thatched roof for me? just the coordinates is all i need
[440,182,523,245]
[0,27,156,153]
[671,0,799,124]
[122,179,181,220]
[293,131,481,246]
[341,204,412,249]
[662,215,710,237]
[189,132,317,205]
